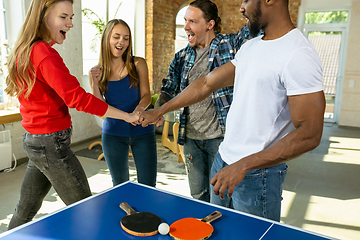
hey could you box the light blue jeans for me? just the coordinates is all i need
[210,152,288,221]
[9,127,91,229]
[102,133,157,187]
[184,137,223,202]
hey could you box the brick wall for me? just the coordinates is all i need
[146,0,177,93]
[215,0,246,33]
[146,0,301,93]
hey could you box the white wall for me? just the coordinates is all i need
[338,1,360,127]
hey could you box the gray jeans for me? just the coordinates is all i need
[8,127,91,229]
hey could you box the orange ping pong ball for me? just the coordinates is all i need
[158,223,170,235]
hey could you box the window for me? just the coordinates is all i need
[81,0,138,76]
[304,10,348,122]
[0,0,8,108]
[175,6,188,52]
[81,0,107,75]
[305,11,348,24]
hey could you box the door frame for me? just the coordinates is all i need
[303,22,349,123]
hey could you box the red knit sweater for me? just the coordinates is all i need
[18,41,108,134]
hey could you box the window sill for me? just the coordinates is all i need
[0,108,22,125]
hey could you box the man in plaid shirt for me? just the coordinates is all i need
[155,0,251,202]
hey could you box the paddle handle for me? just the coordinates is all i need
[201,211,222,224]
[120,202,137,215]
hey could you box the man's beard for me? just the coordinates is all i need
[249,1,262,38]
[249,21,261,38]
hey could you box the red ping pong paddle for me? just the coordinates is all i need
[119,202,162,237]
[169,211,222,240]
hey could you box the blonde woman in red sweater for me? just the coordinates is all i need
[5,0,138,229]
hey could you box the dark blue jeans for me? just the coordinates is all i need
[8,127,91,229]
[102,133,157,187]
[210,153,288,221]
[183,137,223,202]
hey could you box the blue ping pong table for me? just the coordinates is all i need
[0,181,335,240]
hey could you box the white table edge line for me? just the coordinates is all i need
[259,223,274,240]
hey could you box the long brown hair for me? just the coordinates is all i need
[5,0,74,98]
[98,19,138,95]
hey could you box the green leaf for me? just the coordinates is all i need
[82,1,123,52]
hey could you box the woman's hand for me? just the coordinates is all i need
[90,66,103,85]
[126,111,141,126]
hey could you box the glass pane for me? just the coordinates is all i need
[308,31,342,120]
[176,6,187,25]
[305,11,348,24]
[175,6,188,52]
[3,1,7,40]
[81,0,106,75]
[0,0,5,104]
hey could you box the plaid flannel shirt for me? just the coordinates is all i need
[160,26,250,145]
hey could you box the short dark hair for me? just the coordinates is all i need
[189,0,222,33]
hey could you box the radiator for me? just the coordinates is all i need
[0,130,12,171]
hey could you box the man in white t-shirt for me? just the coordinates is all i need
[140,0,325,221]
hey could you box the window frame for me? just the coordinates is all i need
[0,0,7,110]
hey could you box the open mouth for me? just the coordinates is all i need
[187,33,195,42]
[116,46,124,50]
[60,30,66,39]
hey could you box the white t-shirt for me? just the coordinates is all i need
[218,29,323,165]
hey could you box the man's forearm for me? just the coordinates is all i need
[156,75,213,116]
[141,62,235,126]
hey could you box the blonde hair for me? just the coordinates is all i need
[5,0,73,98]
[98,19,138,95]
